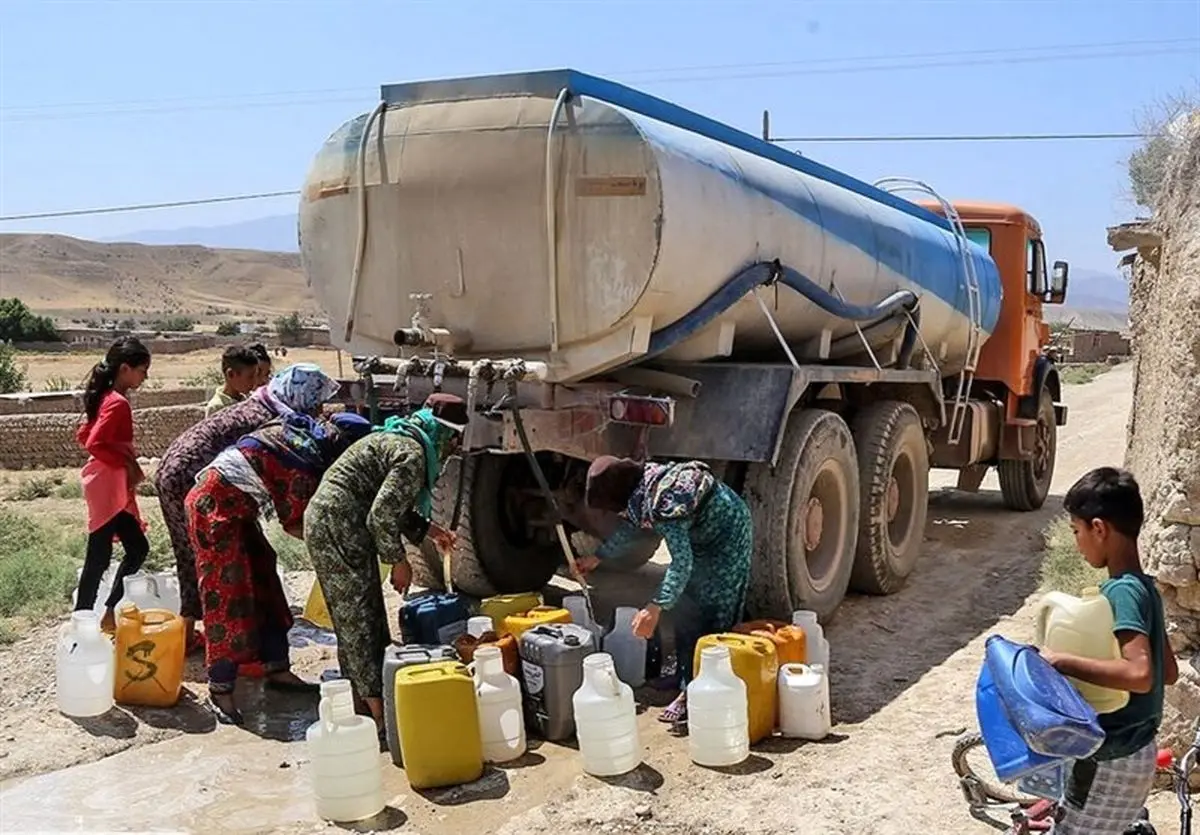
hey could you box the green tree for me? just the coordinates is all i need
[0,343,28,394]
[0,298,60,343]
[1128,91,1198,213]
[215,321,241,336]
[275,312,303,344]
[152,316,195,332]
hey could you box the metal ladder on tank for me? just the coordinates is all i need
[873,177,983,446]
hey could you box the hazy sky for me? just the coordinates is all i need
[1,0,1197,273]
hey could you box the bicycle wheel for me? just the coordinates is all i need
[951,732,1041,806]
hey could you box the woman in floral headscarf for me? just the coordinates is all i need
[304,394,468,728]
[187,411,371,725]
[581,456,753,724]
[156,363,341,652]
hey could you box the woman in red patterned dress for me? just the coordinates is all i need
[185,411,371,724]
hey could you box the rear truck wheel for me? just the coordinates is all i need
[744,409,860,622]
[849,401,930,595]
[412,454,563,597]
[998,389,1056,512]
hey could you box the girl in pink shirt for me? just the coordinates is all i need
[74,337,152,631]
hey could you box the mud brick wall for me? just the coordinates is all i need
[0,405,204,469]
[0,388,208,417]
[1122,113,1200,756]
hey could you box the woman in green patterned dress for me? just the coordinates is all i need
[581,456,753,724]
[303,394,468,728]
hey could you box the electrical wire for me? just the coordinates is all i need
[0,190,301,221]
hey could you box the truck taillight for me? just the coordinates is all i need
[608,394,674,427]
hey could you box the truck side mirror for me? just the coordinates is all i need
[1048,261,1069,305]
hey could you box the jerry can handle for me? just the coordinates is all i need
[318,696,337,734]
[144,573,161,597]
[604,666,621,697]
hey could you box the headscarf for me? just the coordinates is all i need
[255,363,341,416]
[374,408,456,519]
[238,411,372,474]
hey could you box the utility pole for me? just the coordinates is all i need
[762,109,771,142]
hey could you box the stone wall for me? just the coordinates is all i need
[1114,111,1200,753]
[0,404,204,469]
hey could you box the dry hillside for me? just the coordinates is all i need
[0,233,319,319]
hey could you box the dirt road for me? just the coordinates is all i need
[2,364,1167,835]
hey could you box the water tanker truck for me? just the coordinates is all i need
[300,69,1070,621]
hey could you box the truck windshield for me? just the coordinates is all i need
[964,227,991,252]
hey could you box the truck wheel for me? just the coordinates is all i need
[998,389,1056,512]
[413,454,563,597]
[744,409,860,622]
[849,401,929,595]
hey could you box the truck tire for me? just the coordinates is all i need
[998,389,1056,512]
[412,454,563,597]
[744,409,860,622]
[849,401,929,595]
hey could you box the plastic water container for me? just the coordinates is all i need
[1035,588,1130,714]
[118,573,164,612]
[468,616,494,638]
[395,661,484,789]
[399,591,469,645]
[113,605,185,708]
[572,653,641,776]
[563,594,607,648]
[694,633,779,744]
[56,611,115,717]
[791,610,829,671]
[603,607,647,688]
[151,572,182,614]
[455,630,519,678]
[306,679,384,823]
[734,620,807,665]
[519,623,596,741]
[481,592,543,635]
[381,643,457,767]
[504,606,572,642]
[976,635,1104,781]
[778,663,831,740]
[687,645,749,767]
[473,646,526,763]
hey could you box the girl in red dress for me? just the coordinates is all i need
[74,337,152,631]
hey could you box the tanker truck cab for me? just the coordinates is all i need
[302,68,1074,624]
[919,201,1071,511]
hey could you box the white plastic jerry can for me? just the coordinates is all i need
[305,679,384,823]
[572,653,641,777]
[778,663,831,741]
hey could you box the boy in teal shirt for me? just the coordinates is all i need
[1041,467,1179,834]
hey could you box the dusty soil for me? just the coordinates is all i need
[0,364,1187,833]
[13,345,344,392]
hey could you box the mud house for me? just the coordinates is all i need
[1065,329,1131,363]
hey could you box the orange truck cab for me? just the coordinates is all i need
[922,200,1070,508]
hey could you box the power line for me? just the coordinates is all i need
[0,127,1152,222]
[771,132,1147,143]
[2,37,1195,122]
[0,190,300,222]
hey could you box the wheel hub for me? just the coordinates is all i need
[803,496,824,551]
[886,476,900,523]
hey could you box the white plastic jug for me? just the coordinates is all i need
[306,679,384,823]
[778,663,831,740]
[151,572,182,614]
[563,594,606,648]
[468,615,494,638]
[572,652,641,776]
[791,610,830,671]
[118,573,163,613]
[55,611,115,717]
[687,645,749,767]
[473,646,526,763]
[1035,588,1130,714]
[603,607,647,688]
